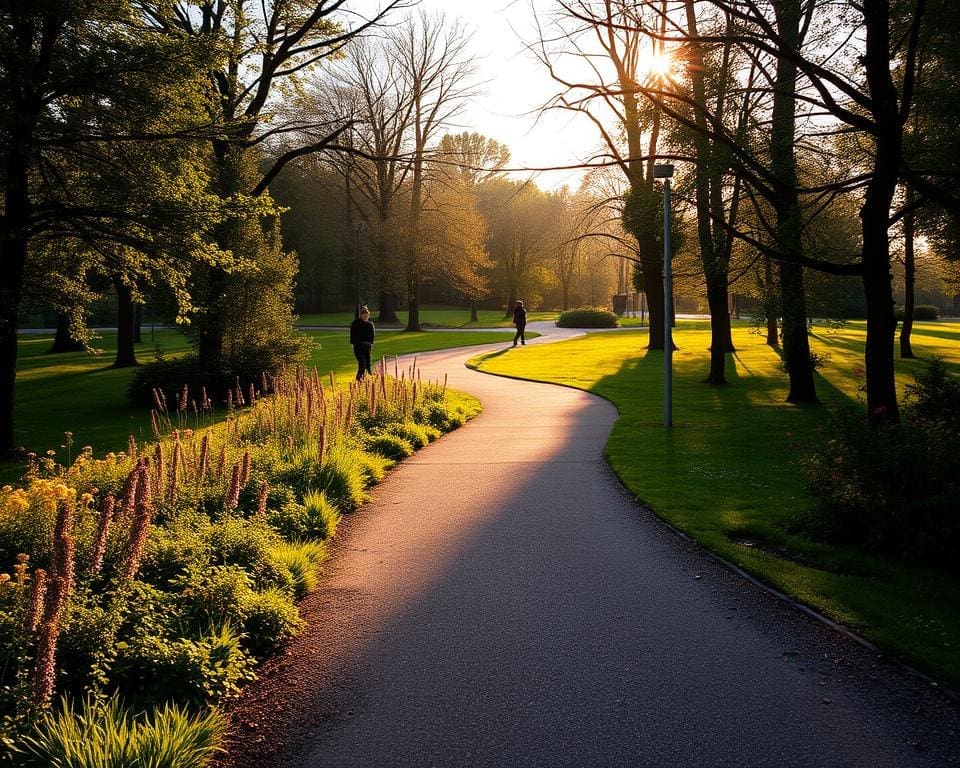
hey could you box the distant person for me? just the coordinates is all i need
[350,306,375,380]
[512,300,527,347]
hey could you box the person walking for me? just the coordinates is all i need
[350,306,375,380]
[512,300,527,347]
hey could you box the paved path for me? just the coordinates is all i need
[226,322,959,768]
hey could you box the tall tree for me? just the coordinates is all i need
[0,0,218,455]
[534,0,670,349]
[139,0,407,362]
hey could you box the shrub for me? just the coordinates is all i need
[315,444,369,512]
[241,588,303,655]
[140,510,213,587]
[268,491,340,541]
[354,451,394,485]
[14,695,226,768]
[268,542,327,598]
[384,421,438,449]
[176,565,253,630]
[802,360,960,572]
[556,307,619,328]
[895,304,940,321]
[364,432,414,461]
[208,516,282,572]
[302,490,341,540]
[112,625,255,707]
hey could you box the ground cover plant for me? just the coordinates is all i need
[0,360,480,764]
[468,320,960,688]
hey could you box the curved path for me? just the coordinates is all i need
[222,323,959,768]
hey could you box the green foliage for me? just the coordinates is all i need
[315,444,369,512]
[14,695,226,768]
[241,588,303,655]
[112,624,255,707]
[140,510,213,586]
[895,304,940,320]
[268,491,340,541]
[803,359,960,571]
[364,432,414,460]
[385,421,440,449]
[555,307,619,328]
[267,542,327,598]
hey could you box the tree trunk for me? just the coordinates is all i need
[377,292,400,323]
[899,207,916,358]
[48,312,85,353]
[133,301,143,344]
[764,257,779,346]
[859,0,902,421]
[470,300,479,323]
[685,0,732,384]
[112,276,138,367]
[705,280,733,384]
[771,0,817,403]
[639,253,665,349]
[0,121,32,457]
[406,281,421,332]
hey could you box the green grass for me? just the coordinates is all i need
[2,327,514,484]
[468,319,960,688]
[297,306,558,328]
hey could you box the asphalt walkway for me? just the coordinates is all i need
[225,321,959,768]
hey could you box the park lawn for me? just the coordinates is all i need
[2,327,515,484]
[468,320,960,688]
[297,306,558,328]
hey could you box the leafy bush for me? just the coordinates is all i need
[241,588,303,655]
[267,542,326,598]
[556,307,619,328]
[209,516,282,572]
[895,304,940,321]
[354,451,394,485]
[140,510,213,587]
[315,444,369,512]
[268,491,340,541]
[14,695,226,768]
[384,421,439,449]
[128,339,307,409]
[112,625,255,707]
[802,360,960,571]
[176,566,252,630]
[365,432,414,460]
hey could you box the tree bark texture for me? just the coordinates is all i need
[49,313,85,353]
[860,0,903,420]
[899,208,916,359]
[771,0,817,402]
[112,276,138,368]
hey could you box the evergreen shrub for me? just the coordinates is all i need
[556,307,619,328]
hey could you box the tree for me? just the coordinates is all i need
[533,0,671,348]
[0,0,220,455]
[139,0,408,361]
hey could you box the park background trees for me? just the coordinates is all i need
[3,0,959,457]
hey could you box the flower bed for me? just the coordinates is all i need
[0,361,479,765]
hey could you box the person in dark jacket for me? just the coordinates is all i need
[512,300,527,346]
[350,306,375,380]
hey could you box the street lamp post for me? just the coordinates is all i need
[653,163,675,429]
[353,221,365,319]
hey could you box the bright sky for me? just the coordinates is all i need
[430,0,598,191]
[363,0,605,191]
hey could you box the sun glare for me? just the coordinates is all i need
[642,50,674,78]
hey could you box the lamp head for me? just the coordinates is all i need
[653,163,675,179]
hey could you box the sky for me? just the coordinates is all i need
[360,0,605,191]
